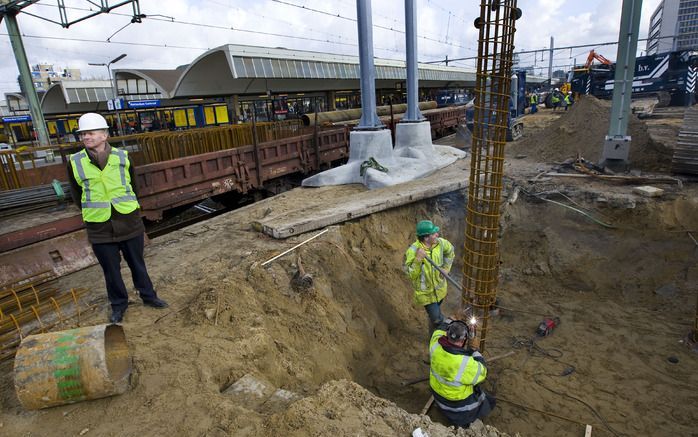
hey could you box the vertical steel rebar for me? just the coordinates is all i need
[462,0,519,352]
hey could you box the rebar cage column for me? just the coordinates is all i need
[462,0,519,352]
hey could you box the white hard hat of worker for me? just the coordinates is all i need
[77,113,109,132]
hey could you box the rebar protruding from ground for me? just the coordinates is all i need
[462,0,520,352]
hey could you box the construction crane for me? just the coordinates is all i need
[583,49,613,69]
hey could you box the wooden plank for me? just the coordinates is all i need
[585,424,593,437]
[256,159,470,239]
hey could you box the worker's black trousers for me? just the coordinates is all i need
[92,234,158,311]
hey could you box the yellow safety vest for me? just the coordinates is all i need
[70,148,139,223]
[404,238,455,306]
[429,329,487,401]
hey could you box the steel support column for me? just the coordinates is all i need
[355,0,382,129]
[600,0,643,168]
[402,0,423,122]
[4,13,50,146]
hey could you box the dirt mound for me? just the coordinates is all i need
[510,96,674,171]
[267,379,514,436]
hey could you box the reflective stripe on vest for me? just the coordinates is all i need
[70,151,110,209]
[431,354,470,388]
[410,244,428,290]
[70,148,138,221]
[113,148,135,199]
[434,391,487,412]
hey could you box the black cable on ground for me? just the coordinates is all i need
[532,373,624,437]
[504,335,623,437]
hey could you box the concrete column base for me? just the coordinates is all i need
[394,121,433,159]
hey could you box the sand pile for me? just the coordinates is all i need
[510,96,674,171]
[267,380,515,437]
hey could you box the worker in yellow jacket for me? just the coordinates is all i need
[404,220,455,331]
[429,319,495,427]
[68,113,168,324]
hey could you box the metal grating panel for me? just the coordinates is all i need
[671,105,698,175]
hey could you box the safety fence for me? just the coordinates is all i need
[0,120,309,191]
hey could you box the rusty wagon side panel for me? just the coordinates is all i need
[135,128,349,220]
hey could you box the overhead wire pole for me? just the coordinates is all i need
[600,0,643,169]
[2,0,50,147]
[548,36,554,84]
[0,0,141,147]
[462,0,520,353]
[89,54,127,137]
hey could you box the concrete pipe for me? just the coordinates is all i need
[302,101,437,126]
[14,324,131,410]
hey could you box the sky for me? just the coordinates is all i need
[0,0,663,97]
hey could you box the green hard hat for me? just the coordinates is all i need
[416,220,440,237]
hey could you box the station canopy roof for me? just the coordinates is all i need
[4,44,547,115]
[170,44,479,97]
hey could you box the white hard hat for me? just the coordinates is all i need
[77,113,109,132]
[555,88,559,91]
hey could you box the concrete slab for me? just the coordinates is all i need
[222,373,302,413]
[257,158,470,238]
[633,185,665,197]
[222,373,276,411]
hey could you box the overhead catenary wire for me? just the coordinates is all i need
[425,31,698,65]
[269,0,476,52]
[28,1,361,49]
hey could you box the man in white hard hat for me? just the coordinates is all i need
[67,113,168,323]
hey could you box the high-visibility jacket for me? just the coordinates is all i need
[530,94,538,104]
[70,148,139,223]
[429,329,487,403]
[404,238,455,306]
[564,94,572,105]
[551,94,560,103]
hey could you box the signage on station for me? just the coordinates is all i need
[127,99,161,109]
[107,98,124,111]
[2,115,32,123]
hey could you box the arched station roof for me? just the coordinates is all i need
[172,44,480,97]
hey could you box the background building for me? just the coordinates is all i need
[646,0,698,55]
[30,63,81,92]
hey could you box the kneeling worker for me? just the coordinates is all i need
[429,319,495,427]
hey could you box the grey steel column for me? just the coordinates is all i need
[403,0,423,122]
[601,0,643,166]
[5,13,50,146]
[356,0,382,129]
[548,36,554,84]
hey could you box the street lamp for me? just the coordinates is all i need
[89,53,127,136]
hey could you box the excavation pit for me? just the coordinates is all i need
[1,173,695,436]
[0,97,696,436]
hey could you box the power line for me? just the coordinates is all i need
[426,31,698,65]
[270,0,477,53]
[24,3,363,50]
[424,0,469,25]
[0,32,211,51]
